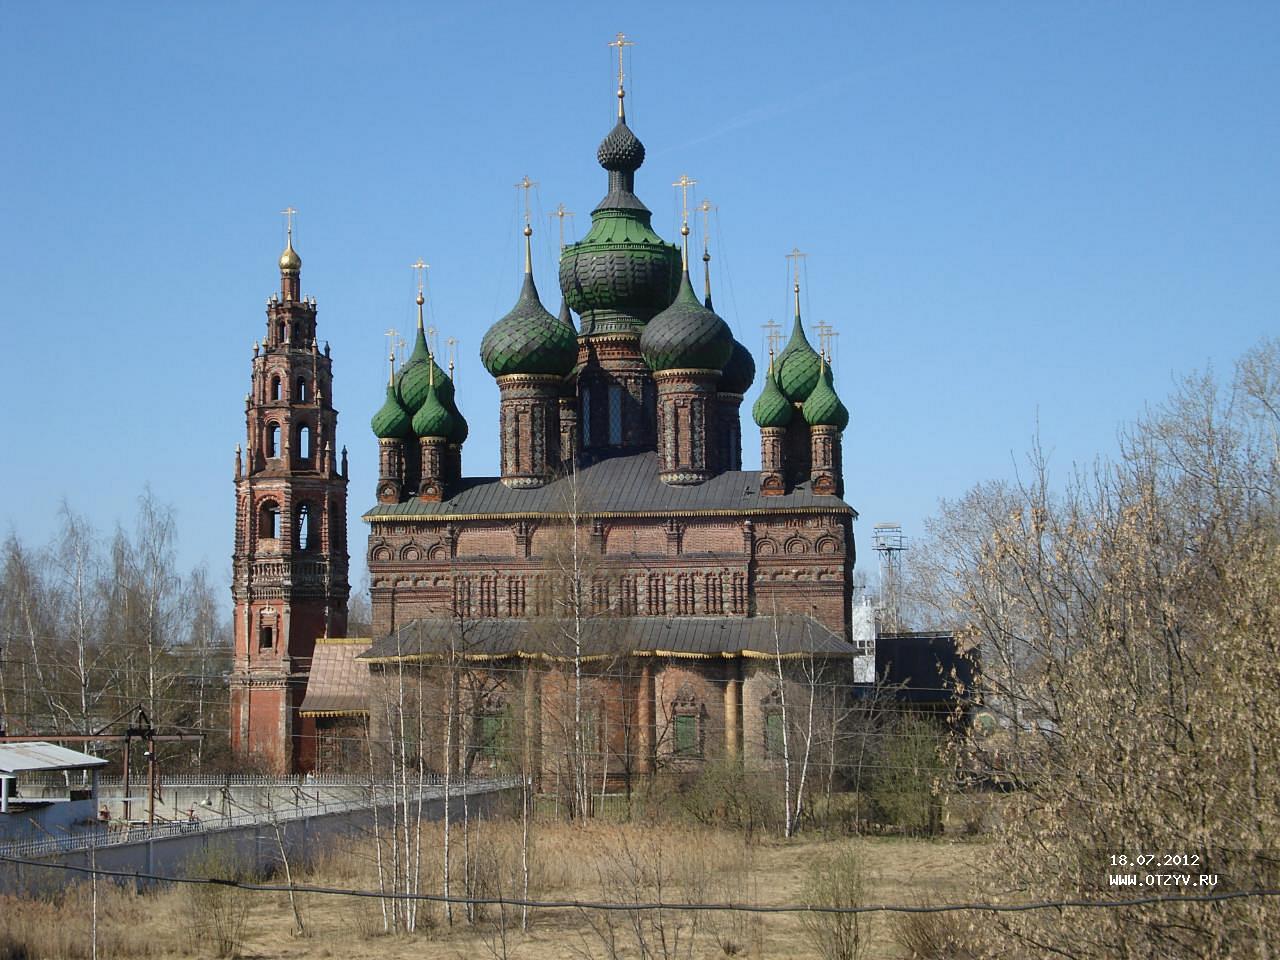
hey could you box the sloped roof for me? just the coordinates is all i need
[0,742,109,775]
[363,451,855,521]
[359,614,855,663]
[299,639,372,717]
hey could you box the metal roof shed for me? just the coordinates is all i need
[0,742,108,813]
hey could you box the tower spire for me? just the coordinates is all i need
[673,173,696,270]
[608,31,634,120]
[278,206,301,299]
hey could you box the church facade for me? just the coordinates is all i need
[233,59,859,778]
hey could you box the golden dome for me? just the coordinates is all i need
[279,238,301,273]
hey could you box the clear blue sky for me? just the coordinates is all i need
[2,3,1276,605]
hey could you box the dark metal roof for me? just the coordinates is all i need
[364,452,856,521]
[874,631,975,703]
[359,614,855,663]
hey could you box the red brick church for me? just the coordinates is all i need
[230,52,861,778]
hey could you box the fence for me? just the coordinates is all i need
[0,775,521,896]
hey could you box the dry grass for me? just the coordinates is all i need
[0,823,981,959]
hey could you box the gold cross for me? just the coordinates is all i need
[411,258,428,294]
[549,203,575,250]
[606,33,632,117]
[515,175,538,226]
[384,327,399,358]
[785,247,807,286]
[673,174,697,225]
[281,206,297,238]
[813,321,836,359]
[698,198,716,254]
[762,319,782,357]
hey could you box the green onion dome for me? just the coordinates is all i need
[719,338,756,395]
[801,364,849,431]
[752,368,793,428]
[559,117,681,336]
[371,383,413,440]
[397,322,454,412]
[481,270,577,377]
[411,375,456,440]
[640,270,733,372]
[775,310,823,403]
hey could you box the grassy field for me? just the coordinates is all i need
[0,822,983,959]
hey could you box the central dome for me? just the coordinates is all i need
[558,116,680,336]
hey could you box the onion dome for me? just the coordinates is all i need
[279,234,301,273]
[752,368,793,428]
[411,374,456,439]
[640,270,733,372]
[775,300,823,403]
[371,357,414,439]
[597,119,645,172]
[719,339,756,395]
[481,229,578,377]
[802,363,849,431]
[559,114,680,335]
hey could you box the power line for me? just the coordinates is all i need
[0,853,1273,917]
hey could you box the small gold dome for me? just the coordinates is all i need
[279,240,301,273]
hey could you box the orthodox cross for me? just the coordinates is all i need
[785,247,807,287]
[814,321,837,361]
[384,327,399,366]
[762,319,782,363]
[673,173,697,264]
[515,175,538,226]
[411,258,428,295]
[698,198,716,255]
[608,32,634,115]
[280,206,297,241]
[550,203,575,250]
[446,336,458,378]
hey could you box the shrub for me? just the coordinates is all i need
[799,845,871,960]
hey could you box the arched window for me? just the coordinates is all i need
[277,322,286,343]
[266,422,280,458]
[291,322,300,343]
[270,376,282,401]
[296,377,309,402]
[297,424,312,461]
[296,503,313,550]
[258,500,280,540]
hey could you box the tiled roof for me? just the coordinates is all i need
[363,452,856,520]
[299,639,372,717]
[359,614,855,663]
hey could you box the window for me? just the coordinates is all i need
[479,577,498,617]
[271,376,282,401]
[266,423,280,458]
[296,504,313,550]
[298,424,312,461]
[277,322,286,343]
[764,712,785,759]
[646,574,666,615]
[581,386,592,446]
[607,385,622,445]
[591,577,610,614]
[620,577,637,616]
[704,574,723,614]
[258,501,279,540]
[675,574,695,615]
[258,625,274,650]
[296,377,309,402]
[507,578,526,616]
[673,714,700,758]
[475,712,508,761]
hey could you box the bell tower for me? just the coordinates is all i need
[230,212,350,774]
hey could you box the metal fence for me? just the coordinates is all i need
[0,774,521,861]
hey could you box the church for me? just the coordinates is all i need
[230,44,862,780]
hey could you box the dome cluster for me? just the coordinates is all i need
[753,309,849,431]
[370,306,469,442]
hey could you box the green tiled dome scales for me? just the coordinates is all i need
[481,227,577,378]
[371,354,414,439]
